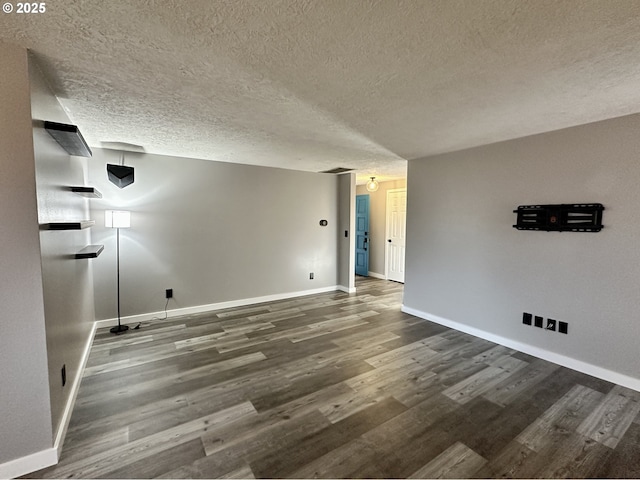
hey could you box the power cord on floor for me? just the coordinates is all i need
[150,297,170,321]
[126,298,170,332]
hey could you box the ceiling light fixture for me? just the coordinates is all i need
[107,153,135,188]
[366,177,379,192]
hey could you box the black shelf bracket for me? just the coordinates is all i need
[513,203,604,232]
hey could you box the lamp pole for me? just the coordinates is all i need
[106,210,130,334]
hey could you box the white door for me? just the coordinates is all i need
[386,188,407,283]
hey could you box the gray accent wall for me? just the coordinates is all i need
[356,179,407,277]
[87,149,339,320]
[338,173,356,290]
[0,43,52,465]
[404,113,640,382]
[30,58,96,440]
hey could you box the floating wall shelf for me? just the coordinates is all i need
[75,245,104,259]
[43,220,95,230]
[71,186,102,198]
[44,121,92,157]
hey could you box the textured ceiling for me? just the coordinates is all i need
[3,1,640,183]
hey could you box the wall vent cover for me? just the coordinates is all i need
[320,167,354,174]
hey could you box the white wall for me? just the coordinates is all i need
[356,179,407,277]
[0,43,54,472]
[30,58,96,445]
[87,149,339,320]
[404,113,640,388]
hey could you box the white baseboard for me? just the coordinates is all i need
[368,271,386,280]
[54,321,96,457]
[401,305,640,392]
[0,447,58,480]
[337,285,357,293]
[96,285,343,328]
[0,323,96,479]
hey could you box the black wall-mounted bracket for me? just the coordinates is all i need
[513,203,604,232]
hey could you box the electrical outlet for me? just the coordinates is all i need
[165,288,173,299]
[522,312,532,325]
[309,272,314,280]
[534,316,543,328]
[61,364,66,387]
[546,319,557,331]
[558,321,568,334]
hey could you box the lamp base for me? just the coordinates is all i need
[110,324,129,335]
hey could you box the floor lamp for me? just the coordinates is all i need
[105,210,130,334]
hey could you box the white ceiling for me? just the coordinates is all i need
[3,1,640,184]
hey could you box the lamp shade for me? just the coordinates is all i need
[105,210,130,228]
[366,177,379,192]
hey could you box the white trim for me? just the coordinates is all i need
[0,323,97,479]
[96,286,343,327]
[54,321,96,457]
[0,447,57,479]
[337,285,357,294]
[401,305,640,392]
[367,271,386,280]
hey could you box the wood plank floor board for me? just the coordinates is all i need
[533,433,613,479]
[59,426,129,464]
[37,402,257,479]
[200,405,333,457]
[201,409,332,461]
[332,330,400,349]
[471,344,517,365]
[482,358,561,407]
[443,357,528,405]
[156,447,249,479]
[516,384,606,453]
[215,304,271,318]
[593,421,640,478]
[473,440,538,479]
[218,464,256,479]
[26,277,640,479]
[291,394,461,478]
[249,396,408,479]
[462,395,554,460]
[354,426,459,479]
[408,441,488,479]
[249,360,375,413]
[77,351,267,408]
[98,437,206,479]
[65,395,190,446]
[576,384,640,448]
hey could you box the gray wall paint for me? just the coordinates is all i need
[338,173,356,290]
[87,149,339,320]
[356,179,407,276]
[404,113,640,380]
[29,59,96,439]
[0,43,53,464]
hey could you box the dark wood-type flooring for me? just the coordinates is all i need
[27,278,640,478]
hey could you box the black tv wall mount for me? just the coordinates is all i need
[513,203,604,232]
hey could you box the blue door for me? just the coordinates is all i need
[355,194,370,276]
